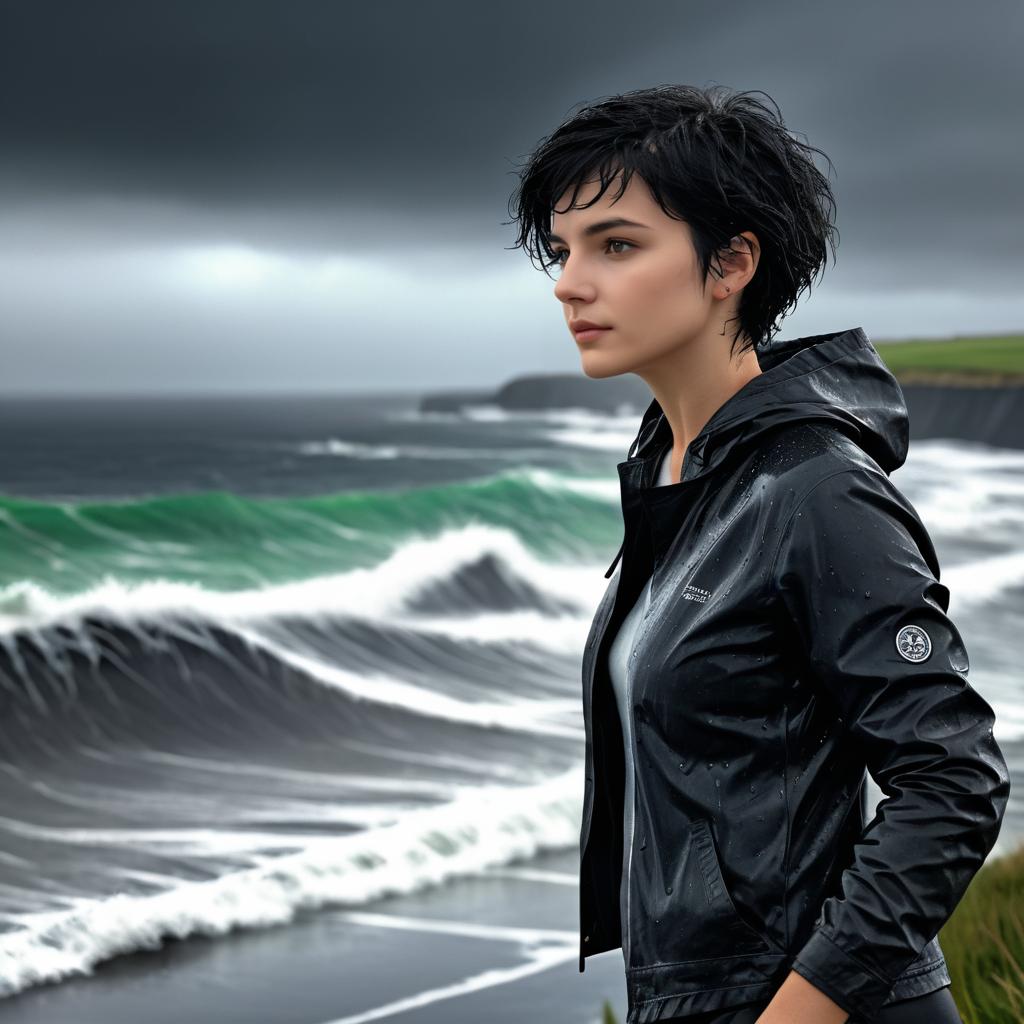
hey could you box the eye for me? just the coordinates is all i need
[546,237,636,268]
[605,238,634,256]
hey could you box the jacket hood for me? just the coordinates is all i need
[628,326,909,484]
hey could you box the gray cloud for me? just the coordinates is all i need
[1,0,1021,393]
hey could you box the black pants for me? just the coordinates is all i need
[666,983,962,1023]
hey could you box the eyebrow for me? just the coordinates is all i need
[547,217,651,244]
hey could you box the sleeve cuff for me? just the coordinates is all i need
[790,928,895,1021]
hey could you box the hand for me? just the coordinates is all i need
[755,970,850,1024]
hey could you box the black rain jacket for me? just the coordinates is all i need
[578,327,1011,1023]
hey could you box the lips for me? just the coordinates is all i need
[572,325,612,342]
[575,327,611,341]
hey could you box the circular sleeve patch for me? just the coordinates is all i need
[895,624,932,662]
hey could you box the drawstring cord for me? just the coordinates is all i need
[604,413,656,578]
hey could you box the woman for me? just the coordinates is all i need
[507,86,1010,1023]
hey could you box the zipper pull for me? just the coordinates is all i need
[604,538,625,578]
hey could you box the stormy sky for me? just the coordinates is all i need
[1,0,1021,395]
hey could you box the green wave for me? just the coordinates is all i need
[0,470,621,595]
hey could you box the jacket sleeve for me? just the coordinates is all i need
[770,465,1011,1021]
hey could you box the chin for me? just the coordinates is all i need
[579,358,628,380]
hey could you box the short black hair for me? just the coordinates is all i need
[505,84,840,358]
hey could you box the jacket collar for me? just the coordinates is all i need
[604,327,909,578]
[623,326,908,485]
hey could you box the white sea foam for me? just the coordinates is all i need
[0,522,609,642]
[0,765,585,1001]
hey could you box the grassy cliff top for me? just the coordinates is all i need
[874,331,1024,386]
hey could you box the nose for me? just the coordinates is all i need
[553,261,593,306]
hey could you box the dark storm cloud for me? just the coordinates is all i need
[2,0,594,223]
[2,0,1020,248]
[0,0,1021,392]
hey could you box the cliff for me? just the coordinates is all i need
[419,375,1024,450]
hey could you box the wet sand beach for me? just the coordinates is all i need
[0,846,629,1024]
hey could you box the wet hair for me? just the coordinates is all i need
[505,84,840,358]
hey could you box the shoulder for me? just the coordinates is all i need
[758,421,891,511]
[762,428,938,582]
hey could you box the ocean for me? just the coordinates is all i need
[0,390,1020,1010]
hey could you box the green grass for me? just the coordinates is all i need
[942,839,1024,1023]
[595,837,1024,1024]
[872,331,1024,383]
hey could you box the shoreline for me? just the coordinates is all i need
[0,846,628,1024]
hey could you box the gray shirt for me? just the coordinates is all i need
[608,444,673,959]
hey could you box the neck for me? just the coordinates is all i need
[643,335,763,467]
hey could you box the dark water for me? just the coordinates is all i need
[0,391,1019,1001]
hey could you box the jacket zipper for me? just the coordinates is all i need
[586,413,665,849]
[624,641,638,965]
[623,552,660,967]
[579,593,618,858]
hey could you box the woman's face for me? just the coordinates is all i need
[549,172,728,379]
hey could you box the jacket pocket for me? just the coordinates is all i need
[689,818,785,957]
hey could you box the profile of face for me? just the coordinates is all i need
[549,172,751,379]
